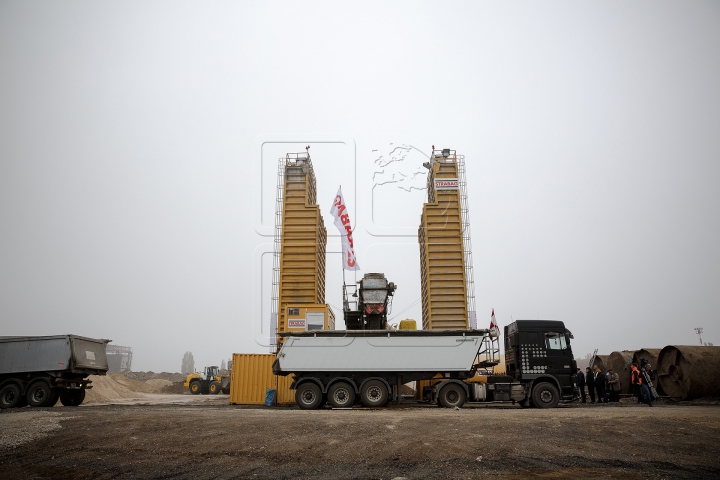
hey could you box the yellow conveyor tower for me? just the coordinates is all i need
[271,152,328,348]
[418,148,476,330]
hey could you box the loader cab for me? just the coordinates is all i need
[202,366,219,380]
[504,320,576,396]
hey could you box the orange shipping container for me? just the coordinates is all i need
[229,353,295,405]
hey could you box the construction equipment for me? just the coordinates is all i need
[271,151,332,350]
[257,147,578,409]
[0,335,109,408]
[184,366,229,395]
[343,273,397,330]
[274,319,577,409]
[418,148,476,330]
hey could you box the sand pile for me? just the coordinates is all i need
[160,381,189,394]
[121,371,187,383]
[84,374,184,405]
[85,373,148,404]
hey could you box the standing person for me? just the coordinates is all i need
[575,367,586,403]
[606,368,621,402]
[642,361,659,402]
[585,367,596,403]
[593,365,607,404]
[630,363,643,403]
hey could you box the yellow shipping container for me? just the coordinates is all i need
[229,353,295,405]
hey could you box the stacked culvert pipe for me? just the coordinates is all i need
[657,346,720,400]
[607,351,634,394]
[632,348,664,395]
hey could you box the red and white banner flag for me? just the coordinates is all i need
[489,309,500,337]
[330,186,360,271]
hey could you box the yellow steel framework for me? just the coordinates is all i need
[418,149,476,330]
[272,152,327,348]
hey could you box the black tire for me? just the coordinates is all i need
[60,390,86,407]
[44,390,59,408]
[189,381,201,395]
[438,383,467,408]
[0,384,22,409]
[327,382,355,408]
[531,382,560,409]
[26,382,54,407]
[209,381,221,395]
[295,382,323,410]
[360,380,388,408]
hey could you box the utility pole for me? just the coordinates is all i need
[694,327,704,346]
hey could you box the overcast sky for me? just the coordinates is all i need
[1,1,718,372]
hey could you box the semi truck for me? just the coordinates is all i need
[0,335,110,408]
[273,320,576,409]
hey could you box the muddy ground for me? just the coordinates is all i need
[1,400,719,479]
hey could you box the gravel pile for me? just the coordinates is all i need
[119,371,187,382]
[0,411,74,450]
[160,381,190,394]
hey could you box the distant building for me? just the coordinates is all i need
[106,344,133,372]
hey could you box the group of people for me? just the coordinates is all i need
[574,360,656,406]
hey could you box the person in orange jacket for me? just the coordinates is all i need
[631,363,653,406]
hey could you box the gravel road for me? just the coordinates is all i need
[1,401,719,479]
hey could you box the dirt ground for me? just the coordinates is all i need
[2,399,719,479]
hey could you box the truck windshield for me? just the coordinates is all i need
[545,333,567,350]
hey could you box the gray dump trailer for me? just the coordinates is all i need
[0,335,110,408]
[274,321,577,409]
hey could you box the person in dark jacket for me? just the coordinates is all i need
[585,367,595,403]
[606,368,621,402]
[593,365,607,403]
[575,368,586,402]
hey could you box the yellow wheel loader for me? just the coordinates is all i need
[183,366,230,395]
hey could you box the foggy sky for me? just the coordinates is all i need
[1,1,718,372]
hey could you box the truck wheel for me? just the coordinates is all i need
[189,381,201,395]
[60,390,86,407]
[0,384,22,409]
[295,383,323,410]
[209,381,221,395]
[44,390,59,407]
[327,382,355,408]
[439,383,467,408]
[26,382,53,407]
[531,382,560,408]
[360,380,388,408]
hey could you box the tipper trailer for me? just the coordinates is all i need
[273,320,576,409]
[0,335,110,408]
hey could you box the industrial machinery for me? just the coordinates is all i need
[265,147,577,409]
[270,151,332,350]
[274,319,577,409]
[184,366,229,395]
[343,273,397,330]
[418,148,476,330]
[0,335,109,408]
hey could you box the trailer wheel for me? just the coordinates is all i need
[0,384,22,409]
[189,381,201,395]
[439,383,467,408]
[209,381,222,395]
[295,383,323,410]
[531,382,559,408]
[26,382,54,408]
[360,380,388,408]
[45,390,59,408]
[327,382,356,408]
[60,390,86,407]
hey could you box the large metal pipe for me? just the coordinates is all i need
[591,355,610,371]
[607,351,634,394]
[632,348,664,395]
[657,346,720,400]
